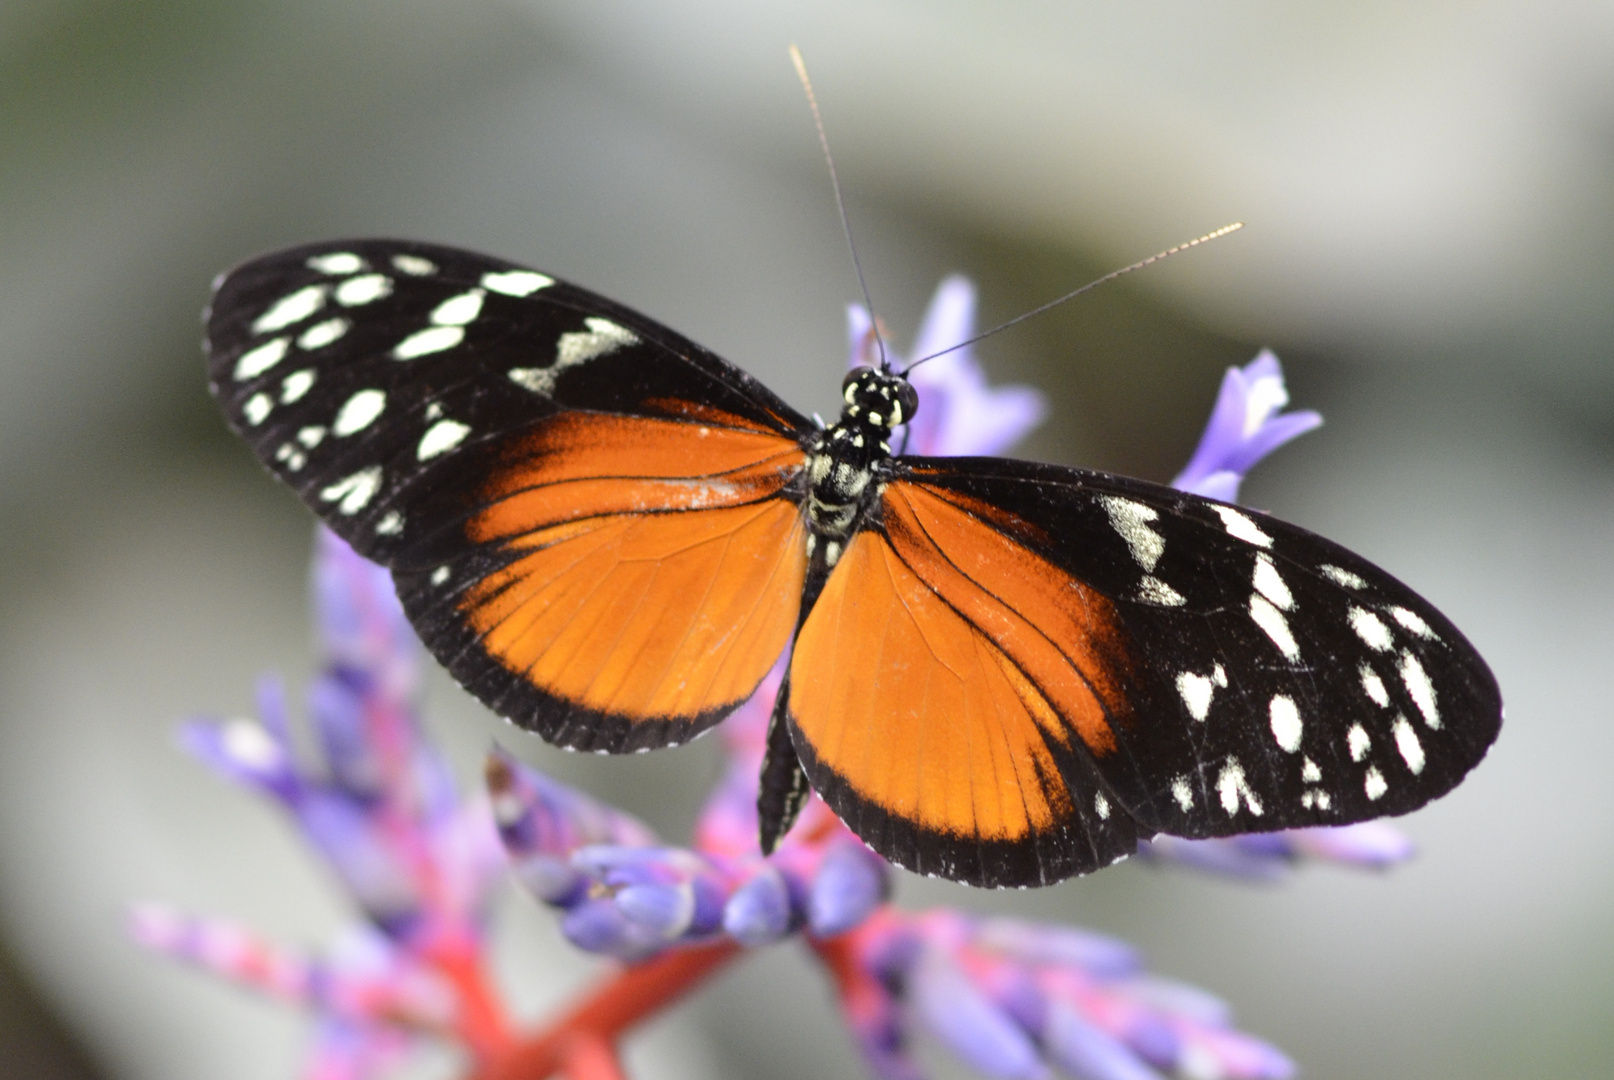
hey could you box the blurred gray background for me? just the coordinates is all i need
[1,2,1611,1078]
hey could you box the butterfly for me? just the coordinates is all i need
[205,239,1501,888]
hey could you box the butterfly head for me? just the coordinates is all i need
[840,366,919,432]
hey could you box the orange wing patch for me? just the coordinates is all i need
[458,412,807,730]
[885,481,1132,755]
[788,480,1132,855]
[471,411,802,541]
[790,528,1075,845]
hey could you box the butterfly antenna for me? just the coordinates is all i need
[790,44,889,371]
[903,222,1244,374]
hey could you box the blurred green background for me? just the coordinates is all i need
[1,2,1611,1078]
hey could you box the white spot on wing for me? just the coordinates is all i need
[1346,723,1371,762]
[417,419,472,460]
[1253,554,1293,610]
[320,466,383,514]
[430,566,450,586]
[557,317,638,365]
[430,288,485,327]
[1249,594,1300,659]
[1364,767,1388,801]
[481,269,554,297]
[306,252,365,275]
[1176,671,1216,721]
[332,389,386,436]
[393,325,465,359]
[1099,496,1164,570]
[1216,757,1263,816]
[391,254,436,276]
[233,337,290,380]
[252,286,327,334]
[1269,694,1303,752]
[1213,505,1272,547]
[1360,663,1390,707]
[1094,793,1110,820]
[1393,716,1426,774]
[274,442,306,470]
[297,425,326,448]
[1139,576,1186,606]
[1171,776,1194,811]
[280,369,315,403]
[243,393,272,425]
[1320,564,1366,588]
[1399,650,1441,729]
[510,317,639,395]
[375,510,403,536]
[1348,606,1394,651]
[297,317,349,350]
[1391,606,1437,639]
[1301,757,1321,782]
[334,274,393,306]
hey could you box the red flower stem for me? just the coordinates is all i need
[559,1034,628,1080]
[432,940,516,1058]
[809,932,859,998]
[467,940,744,1080]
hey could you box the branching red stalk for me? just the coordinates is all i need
[466,940,744,1080]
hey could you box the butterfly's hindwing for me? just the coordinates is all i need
[879,458,1500,847]
[206,240,815,751]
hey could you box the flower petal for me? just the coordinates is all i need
[910,950,1048,1080]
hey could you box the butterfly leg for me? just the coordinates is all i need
[758,673,813,854]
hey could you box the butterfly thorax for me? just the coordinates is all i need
[802,366,918,556]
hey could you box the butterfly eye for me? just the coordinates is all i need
[895,380,919,424]
[843,366,872,402]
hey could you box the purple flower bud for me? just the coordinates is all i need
[559,898,666,961]
[178,715,299,802]
[1134,835,1294,881]
[809,841,889,937]
[723,865,797,945]
[909,950,1048,1080]
[306,673,382,798]
[311,528,418,703]
[1043,1004,1164,1080]
[1122,976,1231,1027]
[303,1017,412,1080]
[1120,1015,1181,1072]
[296,792,420,926]
[1287,822,1415,867]
[1179,1026,1296,1080]
[849,1008,925,1080]
[616,882,696,937]
[974,918,1141,979]
[511,853,584,906]
[1173,350,1322,503]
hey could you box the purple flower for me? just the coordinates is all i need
[1173,349,1323,503]
[848,276,1046,456]
[136,529,511,1072]
[826,910,1294,1080]
[128,906,454,1074]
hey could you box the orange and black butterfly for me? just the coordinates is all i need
[206,239,1501,888]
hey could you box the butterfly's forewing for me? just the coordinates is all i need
[788,456,1501,887]
[206,240,813,751]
